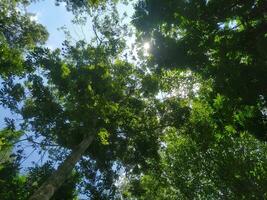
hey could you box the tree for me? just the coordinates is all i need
[54,0,115,13]
[1,1,160,198]
[123,132,267,199]
[33,0,126,14]
[133,0,267,140]
[2,0,267,199]
[0,120,78,200]
[0,159,79,200]
[0,0,48,111]
[121,91,267,199]
[21,38,160,199]
[0,0,48,77]
[26,161,80,200]
[0,156,27,200]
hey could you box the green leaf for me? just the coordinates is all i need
[98,128,110,145]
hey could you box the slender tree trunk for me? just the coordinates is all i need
[29,135,94,200]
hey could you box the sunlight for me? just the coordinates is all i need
[143,42,150,50]
[143,42,150,56]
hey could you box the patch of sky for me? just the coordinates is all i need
[217,19,238,30]
[27,1,94,49]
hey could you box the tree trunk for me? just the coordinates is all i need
[29,135,94,200]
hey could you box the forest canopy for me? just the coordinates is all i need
[0,0,267,199]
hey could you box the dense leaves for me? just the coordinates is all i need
[133,0,267,140]
[0,0,48,77]
[121,0,267,195]
[0,159,79,200]
[0,0,267,199]
[123,87,267,199]
[21,39,161,198]
[0,0,48,111]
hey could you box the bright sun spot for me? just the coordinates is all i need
[143,42,150,56]
[144,42,150,50]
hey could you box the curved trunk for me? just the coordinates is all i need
[29,135,94,200]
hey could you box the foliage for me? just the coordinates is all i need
[122,95,267,199]
[25,161,80,200]
[0,0,48,77]
[55,0,113,12]
[133,0,267,139]
[0,159,27,200]
[0,0,48,110]
[21,39,161,198]
[0,159,79,200]
[1,0,267,199]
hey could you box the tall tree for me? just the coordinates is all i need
[121,81,267,199]
[133,0,267,139]
[0,159,79,200]
[22,38,160,199]
[26,161,80,200]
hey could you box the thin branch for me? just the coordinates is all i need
[92,25,103,46]
[11,135,59,147]
[20,148,36,164]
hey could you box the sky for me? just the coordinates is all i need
[27,0,135,49]
[28,0,94,49]
[1,0,135,171]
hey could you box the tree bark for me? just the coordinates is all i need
[29,135,94,200]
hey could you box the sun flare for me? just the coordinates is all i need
[143,42,150,50]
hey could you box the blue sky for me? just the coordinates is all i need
[28,0,94,49]
[27,1,135,49]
